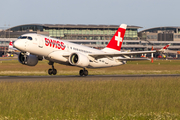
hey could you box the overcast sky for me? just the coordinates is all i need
[0,0,180,30]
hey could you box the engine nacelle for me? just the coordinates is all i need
[69,53,89,67]
[18,52,38,66]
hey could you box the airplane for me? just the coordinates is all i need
[12,24,169,76]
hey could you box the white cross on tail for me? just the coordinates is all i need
[115,32,122,46]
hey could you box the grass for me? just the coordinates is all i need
[0,59,180,119]
[0,59,180,76]
[0,77,180,119]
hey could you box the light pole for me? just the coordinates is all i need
[4,24,6,55]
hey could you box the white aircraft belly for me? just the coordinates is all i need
[88,58,125,68]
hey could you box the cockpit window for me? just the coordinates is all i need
[21,36,27,39]
[17,36,22,39]
[28,37,32,40]
[17,36,33,40]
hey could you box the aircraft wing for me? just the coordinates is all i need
[88,44,170,59]
[117,57,150,61]
[88,50,156,59]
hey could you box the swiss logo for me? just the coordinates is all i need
[45,38,65,50]
[115,32,122,46]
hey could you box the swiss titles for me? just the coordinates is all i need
[45,38,65,50]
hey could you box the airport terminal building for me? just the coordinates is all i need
[138,27,180,51]
[0,24,180,57]
[0,24,140,40]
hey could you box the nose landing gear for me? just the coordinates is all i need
[48,61,57,75]
[79,68,88,76]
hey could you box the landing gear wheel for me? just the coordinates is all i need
[48,69,53,75]
[79,69,88,76]
[48,61,57,75]
[84,70,88,76]
[79,70,84,76]
[52,69,57,75]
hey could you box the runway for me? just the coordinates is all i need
[0,74,180,82]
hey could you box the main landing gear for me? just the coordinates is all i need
[48,61,57,75]
[47,61,88,76]
[79,68,88,76]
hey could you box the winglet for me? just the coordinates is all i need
[163,44,170,49]
[157,44,170,52]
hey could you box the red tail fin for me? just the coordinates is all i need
[105,24,127,51]
[9,41,17,50]
[9,41,13,46]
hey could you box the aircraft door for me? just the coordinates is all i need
[24,36,34,50]
[24,40,28,50]
[66,44,69,52]
[38,35,43,48]
[24,37,31,50]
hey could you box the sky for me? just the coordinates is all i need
[0,0,180,31]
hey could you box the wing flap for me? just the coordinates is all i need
[88,50,156,59]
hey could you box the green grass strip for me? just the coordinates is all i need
[0,77,180,119]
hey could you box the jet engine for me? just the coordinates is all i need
[18,52,38,66]
[69,53,89,67]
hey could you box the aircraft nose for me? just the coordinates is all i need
[13,40,25,51]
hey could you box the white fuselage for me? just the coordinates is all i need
[14,33,125,68]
